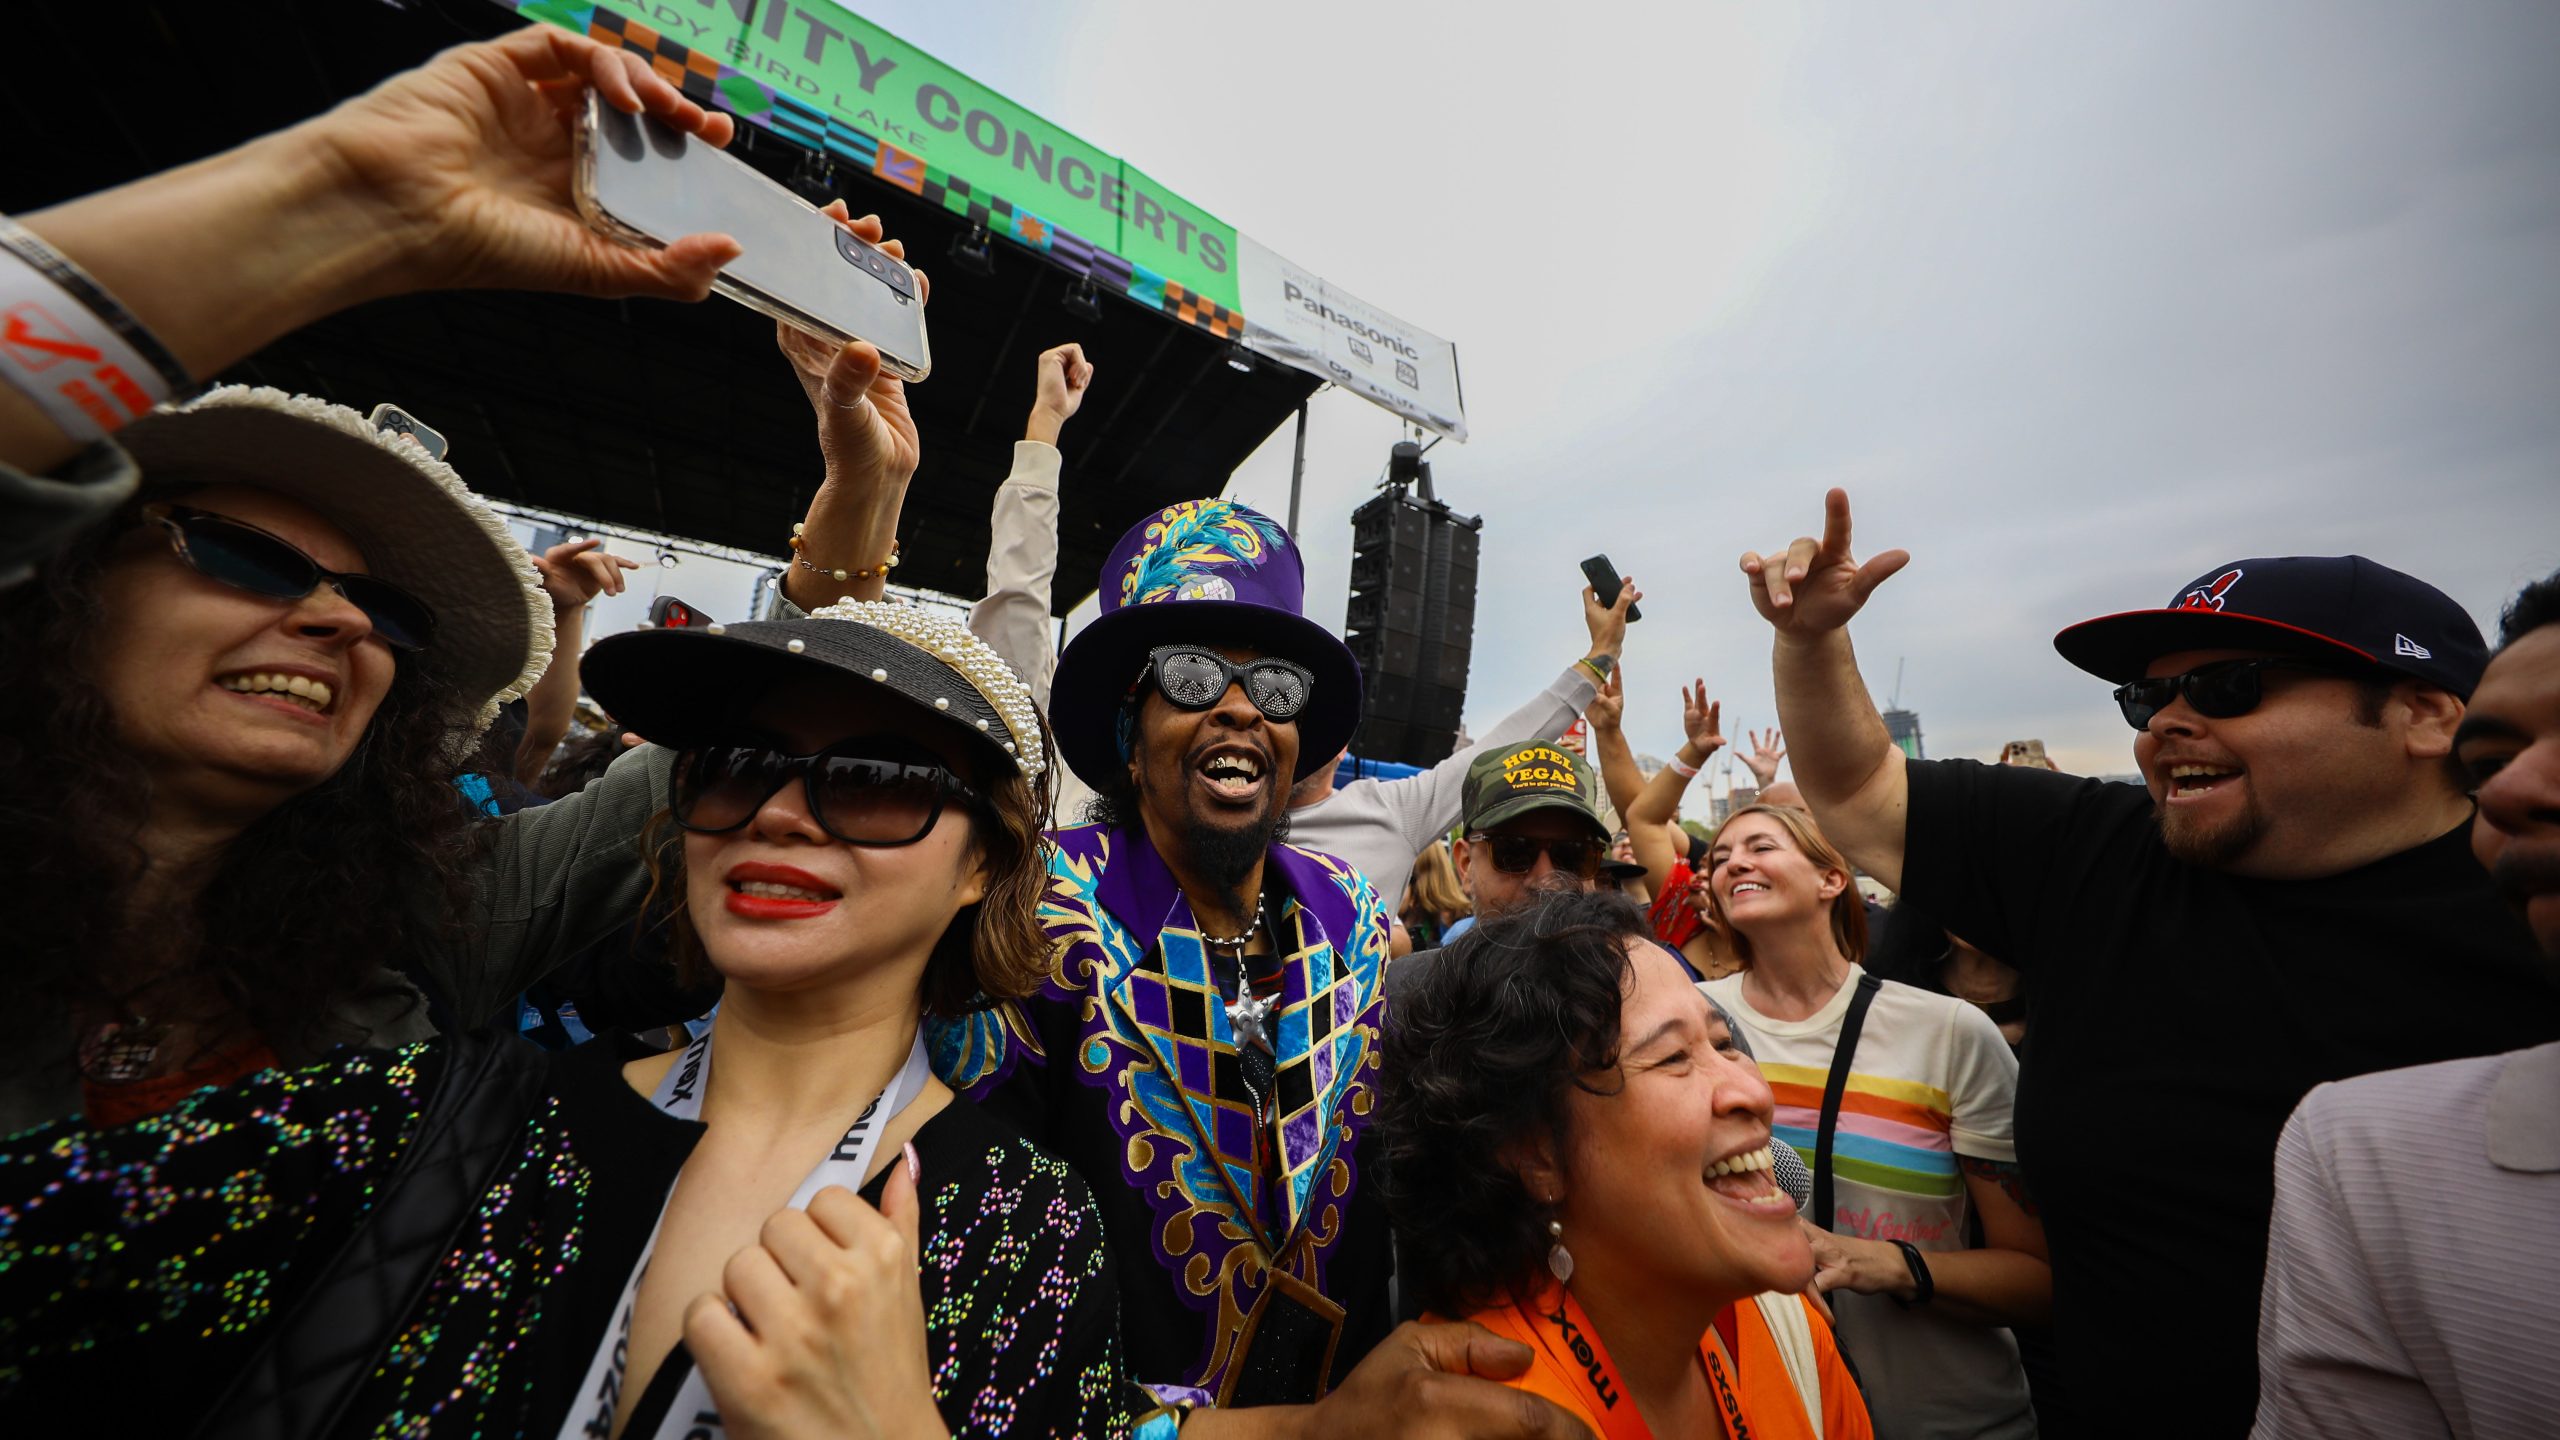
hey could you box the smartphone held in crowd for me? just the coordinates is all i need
[0,18,2551,1440]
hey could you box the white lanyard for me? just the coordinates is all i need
[559,1027,934,1440]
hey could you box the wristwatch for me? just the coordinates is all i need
[1886,1239,1935,1306]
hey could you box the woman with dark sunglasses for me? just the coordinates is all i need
[0,386,583,1133]
[0,603,1141,1438]
[0,22,778,1137]
[0,19,962,1140]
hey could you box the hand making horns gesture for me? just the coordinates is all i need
[1738,488,1911,636]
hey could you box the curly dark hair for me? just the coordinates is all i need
[0,490,479,1075]
[641,723,1062,1018]
[1378,888,1651,1319]
[2499,569,2560,649]
[538,727,633,799]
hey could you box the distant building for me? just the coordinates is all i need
[1711,784,1762,828]
[1882,709,1924,760]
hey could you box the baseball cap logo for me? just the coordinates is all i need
[2177,568,2244,612]
[2394,633,2432,659]
[1500,745,1577,792]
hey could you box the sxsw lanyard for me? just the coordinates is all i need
[1521,1286,1752,1440]
[559,1027,933,1440]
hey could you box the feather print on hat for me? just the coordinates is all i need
[1119,500,1288,607]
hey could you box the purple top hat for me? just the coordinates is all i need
[1051,498,1362,788]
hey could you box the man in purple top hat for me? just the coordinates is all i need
[928,499,1584,1439]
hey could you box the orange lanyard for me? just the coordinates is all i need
[1514,1286,1753,1440]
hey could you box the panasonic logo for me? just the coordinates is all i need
[1284,282,1421,358]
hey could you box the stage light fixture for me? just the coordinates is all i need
[793,146,833,195]
[950,225,996,277]
[1062,277,1103,323]
[1225,342,1257,374]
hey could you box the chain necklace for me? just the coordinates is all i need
[1195,888,1263,949]
[1201,891,1278,1134]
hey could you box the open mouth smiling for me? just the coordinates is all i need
[1703,1142,1794,1214]
[723,862,844,919]
[1195,745,1269,802]
[2164,761,2242,799]
[217,669,337,717]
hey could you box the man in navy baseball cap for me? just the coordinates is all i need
[1728,493,2560,1430]
[2051,554,2485,871]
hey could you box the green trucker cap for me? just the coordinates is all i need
[1462,741,1609,838]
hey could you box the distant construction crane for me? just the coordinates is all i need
[1881,657,1925,760]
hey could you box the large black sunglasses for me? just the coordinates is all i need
[673,740,984,846]
[1471,833,1603,878]
[2111,657,2357,730]
[142,503,437,652]
[1143,645,1314,722]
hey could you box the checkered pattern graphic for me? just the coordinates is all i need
[1270,899,1368,1216]
[565,3,1241,340]
[1136,930,1265,1208]
[1120,894,1376,1233]
[585,10,720,100]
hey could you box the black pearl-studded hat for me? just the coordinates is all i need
[580,599,1044,781]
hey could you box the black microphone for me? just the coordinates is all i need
[1771,1136,1813,1214]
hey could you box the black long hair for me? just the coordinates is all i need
[0,495,478,1072]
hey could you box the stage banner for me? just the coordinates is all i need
[1235,235,1467,440]
[496,0,1243,323]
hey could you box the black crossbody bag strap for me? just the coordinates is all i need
[1811,972,1883,1232]
[194,1032,549,1440]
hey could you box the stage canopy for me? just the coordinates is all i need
[9,0,1457,610]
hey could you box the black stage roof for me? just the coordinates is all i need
[7,0,1319,611]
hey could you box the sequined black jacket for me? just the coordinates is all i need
[0,1036,1134,1437]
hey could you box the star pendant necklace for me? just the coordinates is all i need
[1199,889,1273,1052]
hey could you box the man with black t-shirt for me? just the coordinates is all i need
[1737,491,2560,1433]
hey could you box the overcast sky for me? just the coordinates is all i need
[831,0,2560,780]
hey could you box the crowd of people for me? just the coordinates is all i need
[0,24,2552,1440]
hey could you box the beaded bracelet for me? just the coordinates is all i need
[789,522,899,582]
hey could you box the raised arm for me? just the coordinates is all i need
[515,537,638,786]
[2,26,741,478]
[1738,489,1912,890]
[1583,664,1675,895]
[968,342,1092,707]
[777,206,928,612]
[1618,678,1725,898]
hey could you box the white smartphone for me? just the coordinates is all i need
[367,403,448,461]
[574,91,930,381]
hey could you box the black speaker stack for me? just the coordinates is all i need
[1344,442,1482,766]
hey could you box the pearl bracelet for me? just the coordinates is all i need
[789,522,899,582]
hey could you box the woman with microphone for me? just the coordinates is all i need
[1380,889,1872,1437]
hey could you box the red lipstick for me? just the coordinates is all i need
[722,861,843,920]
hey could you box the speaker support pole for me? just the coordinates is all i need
[1286,400,1310,536]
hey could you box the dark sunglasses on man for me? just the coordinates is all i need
[1470,832,1604,878]
[1142,645,1314,722]
[140,503,438,651]
[673,739,984,846]
[2112,656,2361,730]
